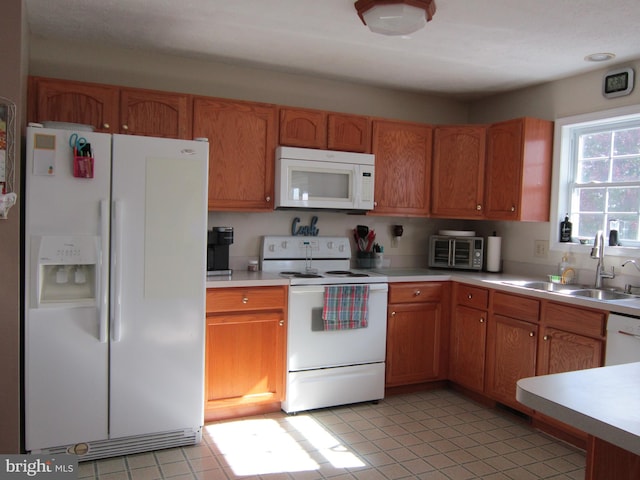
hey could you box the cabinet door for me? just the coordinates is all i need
[327,113,370,153]
[205,311,285,405]
[431,125,486,218]
[485,314,538,409]
[371,120,432,216]
[193,97,277,211]
[31,77,118,133]
[386,302,442,386]
[485,117,553,221]
[450,305,487,392]
[279,107,327,148]
[120,88,192,139]
[537,327,603,375]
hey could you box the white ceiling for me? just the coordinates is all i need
[25,0,640,100]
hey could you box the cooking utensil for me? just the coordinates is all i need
[356,225,369,239]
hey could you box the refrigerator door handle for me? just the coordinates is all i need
[99,199,109,343]
[111,200,123,342]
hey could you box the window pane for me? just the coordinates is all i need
[608,187,640,212]
[576,214,604,239]
[582,132,611,158]
[578,158,610,182]
[618,215,640,242]
[613,127,640,156]
[577,188,605,211]
[612,156,640,182]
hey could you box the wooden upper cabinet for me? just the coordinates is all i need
[484,117,553,221]
[30,77,119,133]
[431,125,486,219]
[279,107,327,149]
[119,88,192,139]
[29,77,192,139]
[193,97,277,211]
[370,120,432,216]
[279,107,370,152]
[327,113,370,153]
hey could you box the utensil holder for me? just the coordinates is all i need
[356,251,375,268]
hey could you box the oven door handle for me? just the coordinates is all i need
[290,283,389,294]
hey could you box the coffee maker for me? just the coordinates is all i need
[207,227,233,276]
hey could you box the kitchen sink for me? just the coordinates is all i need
[566,289,638,301]
[502,280,580,292]
[502,280,640,301]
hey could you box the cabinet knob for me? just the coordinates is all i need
[529,332,535,337]
[511,206,516,212]
[265,196,271,202]
[242,297,249,304]
[103,123,110,129]
[476,204,482,211]
[374,201,378,207]
[414,290,421,296]
[543,335,550,341]
[122,124,129,130]
[279,320,284,326]
[391,311,396,316]
[467,293,473,299]
[479,317,485,323]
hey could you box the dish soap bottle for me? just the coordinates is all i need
[558,254,576,284]
[560,213,572,242]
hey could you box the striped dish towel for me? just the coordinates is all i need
[322,285,370,330]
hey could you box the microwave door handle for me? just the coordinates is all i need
[449,239,455,267]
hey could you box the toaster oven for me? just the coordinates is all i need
[428,235,484,271]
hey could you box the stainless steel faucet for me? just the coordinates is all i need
[591,230,615,288]
[622,259,640,293]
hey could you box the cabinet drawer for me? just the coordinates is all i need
[389,282,442,304]
[544,302,605,338]
[455,284,489,309]
[207,286,287,313]
[492,291,539,323]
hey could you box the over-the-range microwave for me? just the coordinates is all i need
[274,146,375,211]
[428,235,484,271]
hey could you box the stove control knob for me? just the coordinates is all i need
[281,241,288,249]
[338,244,345,252]
[327,241,334,249]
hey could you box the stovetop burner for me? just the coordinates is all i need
[325,270,369,277]
[280,271,323,279]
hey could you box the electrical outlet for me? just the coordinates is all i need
[534,240,548,258]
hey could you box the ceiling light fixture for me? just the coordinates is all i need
[354,0,436,36]
[585,52,616,62]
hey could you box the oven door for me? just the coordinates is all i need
[287,283,388,371]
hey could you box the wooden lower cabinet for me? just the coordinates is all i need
[449,284,489,393]
[586,436,640,480]
[485,314,538,410]
[385,282,450,387]
[485,291,540,411]
[205,286,287,421]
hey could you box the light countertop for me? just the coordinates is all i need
[517,363,640,455]
[205,267,640,316]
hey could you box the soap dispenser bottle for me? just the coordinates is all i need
[560,214,572,242]
[558,254,576,284]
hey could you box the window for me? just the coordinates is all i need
[553,105,640,253]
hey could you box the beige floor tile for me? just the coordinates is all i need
[84,390,585,480]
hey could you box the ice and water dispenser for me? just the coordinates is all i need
[32,236,99,307]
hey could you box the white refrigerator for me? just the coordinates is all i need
[24,126,209,461]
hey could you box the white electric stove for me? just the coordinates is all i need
[260,236,388,413]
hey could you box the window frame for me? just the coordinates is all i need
[550,104,640,257]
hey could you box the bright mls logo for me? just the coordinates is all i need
[1,455,77,480]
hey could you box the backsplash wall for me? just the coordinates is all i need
[208,211,497,271]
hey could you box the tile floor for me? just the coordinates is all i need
[78,389,586,480]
